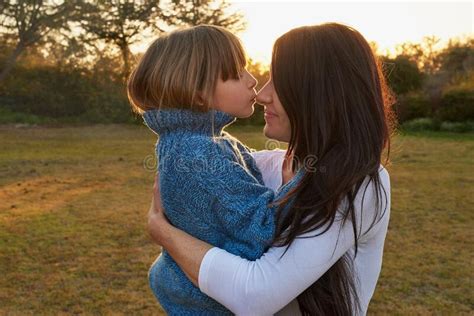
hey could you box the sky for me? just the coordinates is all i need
[131,1,473,64]
[231,0,473,63]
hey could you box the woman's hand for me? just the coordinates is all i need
[147,173,171,246]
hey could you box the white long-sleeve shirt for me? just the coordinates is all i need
[198,149,391,315]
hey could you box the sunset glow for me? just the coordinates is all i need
[130,1,473,64]
[232,1,473,63]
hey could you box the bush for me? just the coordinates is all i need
[439,121,474,133]
[382,55,424,94]
[0,65,137,124]
[394,94,433,123]
[401,117,437,131]
[0,107,46,124]
[437,89,474,122]
[401,117,474,133]
[1,67,89,117]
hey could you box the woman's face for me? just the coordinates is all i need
[256,78,291,143]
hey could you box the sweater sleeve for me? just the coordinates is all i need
[175,136,296,260]
[198,169,391,315]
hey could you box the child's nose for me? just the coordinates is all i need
[248,74,258,89]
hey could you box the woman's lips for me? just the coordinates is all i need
[264,111,277,119]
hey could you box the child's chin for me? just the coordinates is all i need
[236,107,254,119]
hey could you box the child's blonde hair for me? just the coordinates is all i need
[127,25,247,114]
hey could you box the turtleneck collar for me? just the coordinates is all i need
[142,108,236,136]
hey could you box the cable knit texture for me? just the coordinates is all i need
[143,108,301,315]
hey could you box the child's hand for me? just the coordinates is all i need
[147,173,171,246]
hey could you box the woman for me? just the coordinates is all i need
[148,23,395,315]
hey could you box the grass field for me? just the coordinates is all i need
[0,124,473,314]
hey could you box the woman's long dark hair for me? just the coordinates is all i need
[271,23,396,315]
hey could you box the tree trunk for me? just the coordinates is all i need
[120,44,131,81]
[0,41,25,83]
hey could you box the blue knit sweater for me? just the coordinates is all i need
[143,108,301,315]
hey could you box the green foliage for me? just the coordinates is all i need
[439,121,474,133]
[401,117,474,133]
[383,55,423,94]
[437,89,474,122]
[0,0,79,82]
[165,0,246,33]
[76,0,164,80]
[0,107,47,125]
[401,118,437,131]
[2,66,87,117]
[438,38,474,75]
[0,64,139,124]
[0,13,472,132]
[394,93,432,123]
[393,36,442,74]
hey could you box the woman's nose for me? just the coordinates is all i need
[256,83,272,105]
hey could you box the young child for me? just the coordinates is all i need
[127,25,301,315]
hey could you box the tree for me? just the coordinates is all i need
[438,37,474,77]
[76,0,166,81]
[165,0,246,33]
[77,0,247,81]
[0,0,77,83]
[420,36,442,74]
[395,36,442,74]
[395,42,423,65]
[382,55,423,94]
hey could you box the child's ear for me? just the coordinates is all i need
[195,93,205,105]
[193,92,209,111]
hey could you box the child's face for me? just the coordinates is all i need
[212,69,258,118]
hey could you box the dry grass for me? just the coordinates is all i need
[0,124,472,314]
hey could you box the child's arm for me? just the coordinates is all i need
[175,137,297,260]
